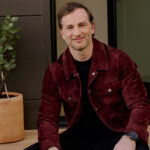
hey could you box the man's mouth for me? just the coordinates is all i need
[73,37,84,42]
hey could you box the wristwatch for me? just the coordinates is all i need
[125,131,139,141]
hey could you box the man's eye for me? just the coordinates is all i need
[80,24,86,27]
[66,26,73,30]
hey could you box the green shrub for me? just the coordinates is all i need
[0,13,21,97]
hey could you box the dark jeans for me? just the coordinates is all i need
[24,132,149,150]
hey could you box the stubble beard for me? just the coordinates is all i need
[70,39,89,52]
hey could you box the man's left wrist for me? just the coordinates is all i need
[124,131,139,141]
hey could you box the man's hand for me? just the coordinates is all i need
[113,135,136,150]
[47,147,59,150]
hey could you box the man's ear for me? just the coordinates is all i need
[60,29,65,40]
[92,22,96,35]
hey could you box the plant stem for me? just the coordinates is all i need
[0,71,9,98]
[0,80,4,97]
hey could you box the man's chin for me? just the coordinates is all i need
[72,46,86,51]
[71,44,87,51]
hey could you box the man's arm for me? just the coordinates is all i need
[118,50,150,140]
[47,147,59,150]
[37,66,61,150]
[113,50,150,150]
[113,135,136,150]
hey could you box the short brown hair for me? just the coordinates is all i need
[57,2,94,29]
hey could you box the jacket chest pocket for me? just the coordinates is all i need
[59,88,80,103]
[96,80,122,105]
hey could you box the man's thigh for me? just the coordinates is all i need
[95,135,149,150]
[59,131,83,150]
[136,140,149,150]
[23,133,149,150]
[24,142,40,150]
[104,137,149,150]
[60,132,122,150]
[23,139,149,150]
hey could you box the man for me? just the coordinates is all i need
[25,2,150,150]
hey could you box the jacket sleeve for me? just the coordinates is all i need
[119,50,150,142]
[37,66,61,150]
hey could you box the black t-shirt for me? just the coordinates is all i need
[73,57,118,139]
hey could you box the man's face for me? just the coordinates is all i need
[60,8,95,52]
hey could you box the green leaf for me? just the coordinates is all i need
[1,24,8,30]
[0,66,4,71]
[7,33,14,39]
[1,30,7,37]
[6,13,11,19]
[4,63,10,70]
[10,64,16,69]
[12,51,16,57]
[0,46,3,51]
[15,35,20,39]
[9,41,15,45]
[0,13,20,73]
[9,28,19,34]
[2,47,7,52]
[11,17,18,22]
[0,37,6,42]
[0,54,3,59]
[0,58,5,65]
[8,23,13,29]
[10,57,14,62]
[5,45,13,50]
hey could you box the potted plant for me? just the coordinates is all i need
[0,13,24,143]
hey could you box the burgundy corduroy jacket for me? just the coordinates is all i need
[37,38,150,150]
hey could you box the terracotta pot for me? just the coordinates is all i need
[0,92,24,143]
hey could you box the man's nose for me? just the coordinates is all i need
[73,27,81,36]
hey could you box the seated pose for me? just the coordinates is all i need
[25,2,150,150]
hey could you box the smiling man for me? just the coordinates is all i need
[25,2,150,150]
[59,7,94,61]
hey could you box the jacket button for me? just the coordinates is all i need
[68,97,72,100]
[95,107,98,111]
[74,73,79,77]
[108,88,112,93]
[76,73,79,76]
[92,72,95,76]
[88,90,91,94]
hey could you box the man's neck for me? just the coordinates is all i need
[69,43,93,62]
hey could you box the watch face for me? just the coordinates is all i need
[128,132,139,141]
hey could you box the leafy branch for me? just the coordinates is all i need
[0,13,21,98]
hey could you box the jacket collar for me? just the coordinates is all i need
[62,38,109,80]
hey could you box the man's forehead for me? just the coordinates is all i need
[61,8,89,25]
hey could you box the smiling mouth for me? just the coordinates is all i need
[73,37,84,42]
